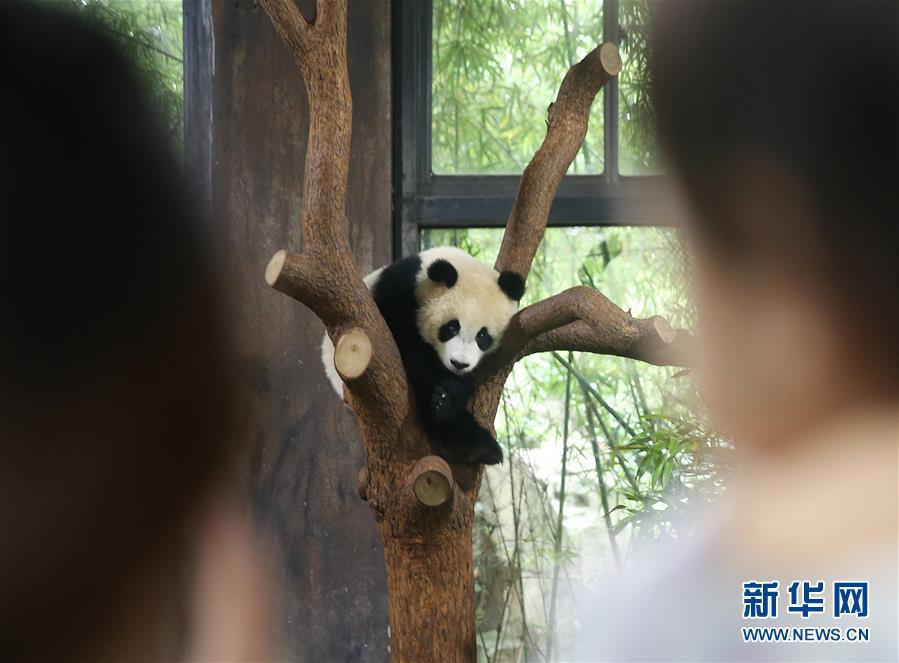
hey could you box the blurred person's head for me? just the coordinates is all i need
[651,0,897,451]
[0,2,236,659]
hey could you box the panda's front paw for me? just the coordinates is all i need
[430,385,454,422]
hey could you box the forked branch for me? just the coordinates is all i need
[259,7,693,660]
[477,42,692,418]
[259,0,313,58]
[260,0,408,436]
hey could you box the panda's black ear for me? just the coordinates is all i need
[498,271,526,301]
[427,258,458,288]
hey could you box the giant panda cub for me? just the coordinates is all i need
[322,247,525,465]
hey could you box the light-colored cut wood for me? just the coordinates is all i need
[410,456,453,507]
[264,249,286,287]
[333,329,372,380]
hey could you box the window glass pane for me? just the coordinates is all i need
[423,228,726,658]
[618,0,661,175]
[432,0,604,175]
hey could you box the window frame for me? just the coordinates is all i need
[392,0,665,258]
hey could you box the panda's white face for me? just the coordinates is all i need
[435,316,497,375]
[416,248,526,375]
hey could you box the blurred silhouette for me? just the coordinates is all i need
[573,1,897,660]
[0,2,274,660]
[652,0,897,447]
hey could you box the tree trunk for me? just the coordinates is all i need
[382,528,477,663]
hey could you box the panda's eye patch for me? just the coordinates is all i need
[476,327,493,351]
[438,319,461,342]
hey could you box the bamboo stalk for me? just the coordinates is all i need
[551,352,641,495]
[583,394,623,570]
[545,351,573,662]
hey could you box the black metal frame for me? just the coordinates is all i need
[392,0,663,258]
[183,0,213,223]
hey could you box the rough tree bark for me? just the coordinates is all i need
[259,1,690,660]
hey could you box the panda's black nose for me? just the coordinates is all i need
[451,359,469,370]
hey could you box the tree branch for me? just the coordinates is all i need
[260,0,408,438]
[523,317,691,366]
[259,0,314,62]
[474,43,693,422]
[476,286,690,416]
[495,43,621,277]
[509,286,691,366]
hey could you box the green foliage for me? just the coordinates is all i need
[52,0,184,147]
[613,411,733,543]
[433,0,663,177]
[433,0,604,174]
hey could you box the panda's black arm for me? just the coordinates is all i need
[428,411,503,466]
[396,340,471,417]
[399,342,442,400]
[428,375,475,423]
